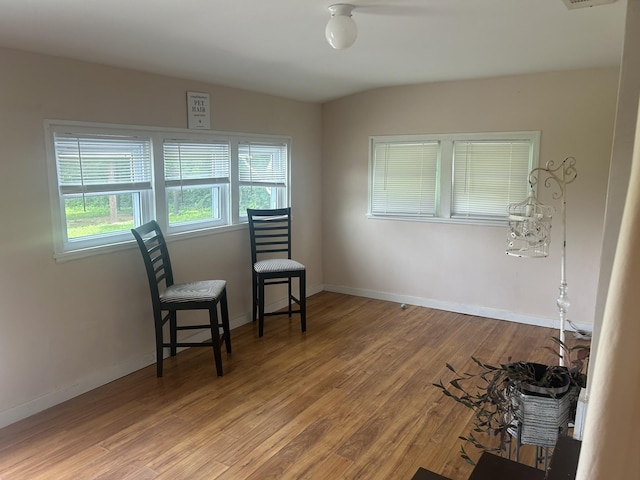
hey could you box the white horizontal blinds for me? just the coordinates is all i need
[164,140,230,187]
[55,133,152,195]
[238,142,288,188]
[452,140,531,218]
[371,141,438,216]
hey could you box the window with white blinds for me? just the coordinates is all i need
[52,131,153,251]
[163,140,231,230]
[164,141,230,187]
[371,141,439,216]
[55,134,152,195]
[46,121,291,259]
[238,141,288,216]
[369,131,539,224]
[452,140,532,219]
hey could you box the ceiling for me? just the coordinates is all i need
[0,0,627,103]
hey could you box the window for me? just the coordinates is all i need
[46,121,291,259]
[371,141,439,217]
[369,131,539,224]
[163,140,230,232]
[51,131,153,251]
[238,141,288,217]
[452,140,533,219]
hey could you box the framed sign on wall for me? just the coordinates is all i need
[187,91,210,129]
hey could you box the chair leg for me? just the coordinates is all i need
[169,311,177,357]
[221,288,232,354]
[209,307,223,377]
[300,271,306,333]
[288,278,292,317]
[258,277,265,337]
[154,312,164,378]
[251,270,258,322]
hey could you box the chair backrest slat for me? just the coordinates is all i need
[247,207,293,264]
[131,221,175,303]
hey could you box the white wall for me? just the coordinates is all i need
[322,69,619,330]
[0,47,323,427]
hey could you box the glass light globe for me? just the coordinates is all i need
[325,14,357,49]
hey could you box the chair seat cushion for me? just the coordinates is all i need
[160,280,226,303]
[254,259,305,274]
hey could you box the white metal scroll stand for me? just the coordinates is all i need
[528,157,578,366]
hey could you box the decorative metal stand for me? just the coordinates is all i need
[507,157,577,366]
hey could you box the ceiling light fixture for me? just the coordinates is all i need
[325,4,357,50]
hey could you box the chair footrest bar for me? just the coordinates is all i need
[264,309,302,317]
[175,324,224,331]
[163,339,227,348]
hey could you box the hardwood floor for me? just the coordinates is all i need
[0,292,567,479]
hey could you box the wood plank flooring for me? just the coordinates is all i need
[0,292,569,479]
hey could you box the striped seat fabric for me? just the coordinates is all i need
[254,259,304,274]
[160,280,227,303]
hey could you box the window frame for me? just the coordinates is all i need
[45,120,292,261]
[368,131,540,226]
[237,139,290,221]
[162,138,232,234]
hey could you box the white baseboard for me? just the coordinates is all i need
[322,284,593,334]
[573,388,588,440]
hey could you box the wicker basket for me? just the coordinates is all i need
[511,388,572,447]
